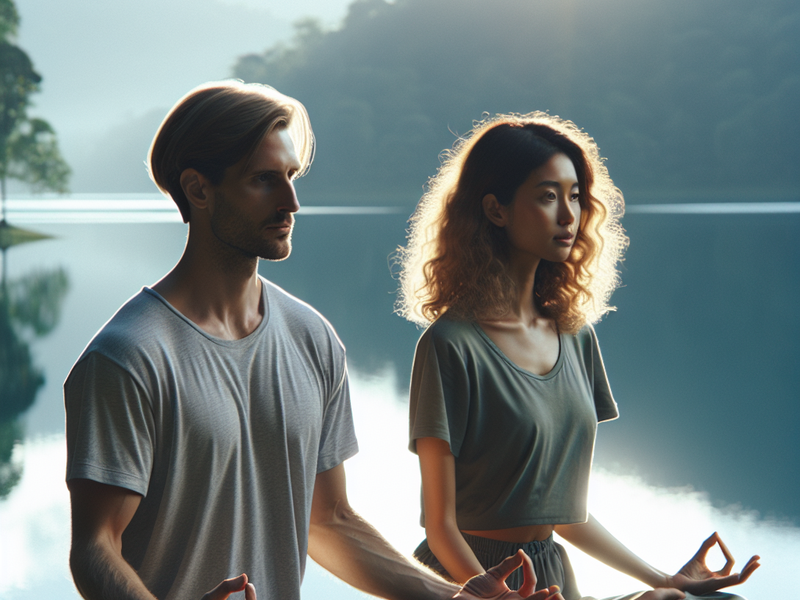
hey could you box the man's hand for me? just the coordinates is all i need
[201,574,257,600]
[454,550,564,600]
[665,532,760,595]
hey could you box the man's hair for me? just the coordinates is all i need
[395,112,628,334]
[148,80,314,223]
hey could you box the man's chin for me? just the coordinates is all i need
[259,243,292,262]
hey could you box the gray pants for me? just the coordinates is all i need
[413,532,582,599]
[413,533,747,600]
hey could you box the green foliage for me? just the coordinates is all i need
[0,0,69,218]
[236,17,325,84]
[233,0,800,204]
[0,0,19,41]
[0,418,23,499]
[7,118,70,193]
[6,266,69,336]
[0,265,69,498]
[0,41,40,147]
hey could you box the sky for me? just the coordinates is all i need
[15,0,355,189]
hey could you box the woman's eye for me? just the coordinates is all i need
[571,194,580,202]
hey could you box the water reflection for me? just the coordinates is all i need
[0,222,69,499]
[0,206,797,599]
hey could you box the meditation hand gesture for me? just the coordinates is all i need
[201,574,257,600]
[454,550,564,600]
[665,532,760,595]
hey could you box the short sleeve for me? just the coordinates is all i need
[579,325,619,423]
[65,352,156,495]
[408,324,471,457]
[316,360,359,474]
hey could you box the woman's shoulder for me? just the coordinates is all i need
[422,315,481,343]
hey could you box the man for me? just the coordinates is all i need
[64,81,563,600]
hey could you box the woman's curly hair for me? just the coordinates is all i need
[396,112,628,334]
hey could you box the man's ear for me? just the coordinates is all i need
[482,193,507,227]
[179,168,212,211]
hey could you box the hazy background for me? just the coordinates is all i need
[3,0,799,598]
[18,0,800,204]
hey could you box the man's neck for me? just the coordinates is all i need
[152,235,265,341]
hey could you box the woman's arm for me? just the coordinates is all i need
[555,515,760,594]
[417,436,486,583]
[554,514,668,588]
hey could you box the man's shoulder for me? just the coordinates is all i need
[78,289,171,365]
[263,278,341,341]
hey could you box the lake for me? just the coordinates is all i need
[0,197,798,599]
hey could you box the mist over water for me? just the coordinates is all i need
[0,371,796,599]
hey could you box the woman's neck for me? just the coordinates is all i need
[502,253,541,324]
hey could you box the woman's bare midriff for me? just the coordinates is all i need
[461,523,555,543]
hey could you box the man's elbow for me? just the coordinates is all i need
[69,538,95,598]
[310,497,358,530]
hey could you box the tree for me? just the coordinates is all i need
[0,0,69,222]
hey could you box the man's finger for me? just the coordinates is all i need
[516,550,537,597]
[245,582,257,600]
[486,550,526,582]
[202,574,248,600]
[527,584,563,600]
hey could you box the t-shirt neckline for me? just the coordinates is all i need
[142,277,271,347]
[471,321,564,381]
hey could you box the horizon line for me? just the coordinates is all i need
[4,198,799,223]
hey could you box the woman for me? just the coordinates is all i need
[395,113,759,600]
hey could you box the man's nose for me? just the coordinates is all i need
[280,181,300,213]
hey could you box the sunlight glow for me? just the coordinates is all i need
[4,197,404,223]
[628,202,800,214]
[0,370,794,599]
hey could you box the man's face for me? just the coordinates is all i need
[207,127,301,261]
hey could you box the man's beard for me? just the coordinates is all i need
[210,191,295,262]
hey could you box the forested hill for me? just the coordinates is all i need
[233,0,799,207]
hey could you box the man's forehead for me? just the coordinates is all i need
[244,128,301,172]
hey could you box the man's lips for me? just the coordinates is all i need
[266,217,293,229]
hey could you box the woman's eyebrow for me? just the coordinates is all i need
[534,180,579,188]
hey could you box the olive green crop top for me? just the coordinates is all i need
[409,318,618,529]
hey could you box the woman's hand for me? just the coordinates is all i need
[664,532,760,595]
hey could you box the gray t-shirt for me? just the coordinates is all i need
[409,318,617,530]
[65,278,358,600]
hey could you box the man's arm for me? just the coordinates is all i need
[68,478,256,600]
[307,463,563,600]
[68,478,156,600]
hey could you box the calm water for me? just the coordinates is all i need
[1,201,798,598]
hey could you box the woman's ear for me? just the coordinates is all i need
[482,193,507,227]
[180,168,211,211]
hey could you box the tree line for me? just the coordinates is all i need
[234,0,799,205]
[0,0,68,220]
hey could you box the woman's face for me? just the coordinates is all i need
[489,152,581,265]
